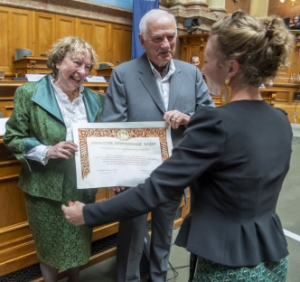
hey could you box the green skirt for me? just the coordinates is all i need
[192,256,288,282]
[25,159,96,270]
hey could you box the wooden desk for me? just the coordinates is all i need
[13,56,51,78]
[0,81,109,118]
[211,89,277,107]
[96,66,115,80]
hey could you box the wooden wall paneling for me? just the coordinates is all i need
[276,42,296,81]
[0,8,10,76]
[179,34,208,70]
[9,7,34,79]
[225,0,251,14]
[296,39,300,79]
[93,22,111,64]
[35,12,56,55]
[0,176,26,229]
[76,18,94,46]
[110,25,123,66]
[268,1,300,19]
[0,222,31,246]
[120,26,132,64]
[10,8,34,58]
[0,250,38,276]
[95,188,108,202]
[110,24,132,66]
[0,97,14,118]
[56,15,76,40]
[76,18,96,74]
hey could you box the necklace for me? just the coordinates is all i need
[68,88,79,101]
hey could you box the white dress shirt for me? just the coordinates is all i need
[25,76,88,165]
[148,59,176,111]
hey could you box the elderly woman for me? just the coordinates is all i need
[4,37,102,282]
[63,11,294,282]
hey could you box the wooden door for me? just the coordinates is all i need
[35,12,56,55]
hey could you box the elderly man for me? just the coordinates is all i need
[63,9,214,282]
[190,55,200,67]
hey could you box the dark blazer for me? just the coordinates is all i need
[102,53,214,146]
[83,100,292,267]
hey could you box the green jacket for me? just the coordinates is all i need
[4,74,104,201]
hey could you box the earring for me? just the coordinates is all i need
[220,77,232,105]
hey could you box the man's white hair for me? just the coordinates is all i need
[139,9,177,39]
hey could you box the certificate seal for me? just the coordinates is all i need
[117,129,130,141]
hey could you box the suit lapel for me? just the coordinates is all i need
[168,61,182,111]
[138,54,166,113]
[31,74,64,124]
[82,87,102,122]
[31,75,101,123]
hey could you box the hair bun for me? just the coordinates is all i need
[209,11,294,87]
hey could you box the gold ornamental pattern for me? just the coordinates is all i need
[79,128,170,179]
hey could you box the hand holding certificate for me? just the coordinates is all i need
[73,122,173,189]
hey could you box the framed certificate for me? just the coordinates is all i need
[73,122,173,189]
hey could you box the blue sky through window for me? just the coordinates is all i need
[88,0,133,10]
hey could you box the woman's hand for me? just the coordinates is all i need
[46,141,78,159]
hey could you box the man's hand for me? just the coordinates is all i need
[163,110,191,129]
[62,201,85,226]
[108,186,126,192]
[46,141,78,159]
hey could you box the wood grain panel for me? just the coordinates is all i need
[111,24,132,66]
[35,12,56,55]
[111,25,122,66]
[0,178,27,228]
[225,0,251,14]
[10,9,34,58]
[94,22,111,63]
[179,34,208,70]
[268,1,300,19]
[0,9,10,72]
[0,99,14,118]
[121,28,132,63]
[76,18,94,46]
[56,15,76,40]
[0,240,35,263]
[0,222,31,245]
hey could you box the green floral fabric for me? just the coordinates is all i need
[192,256,288,282]
[25,157,95,269]
[4,75,103,268]
[4,75,103,201]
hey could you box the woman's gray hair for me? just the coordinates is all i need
[47,36,98,76]
[139,9,177,39]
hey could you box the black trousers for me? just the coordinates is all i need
[115,188,182,282]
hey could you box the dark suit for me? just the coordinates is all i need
[84,101,291,271]
[102,53,214,282]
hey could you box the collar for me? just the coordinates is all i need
[148,58,176,80]
[31,74,101,123]
[49,75,84,103]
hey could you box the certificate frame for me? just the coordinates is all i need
[73,122,173,188]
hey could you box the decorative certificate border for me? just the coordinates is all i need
[79,128,169,179]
